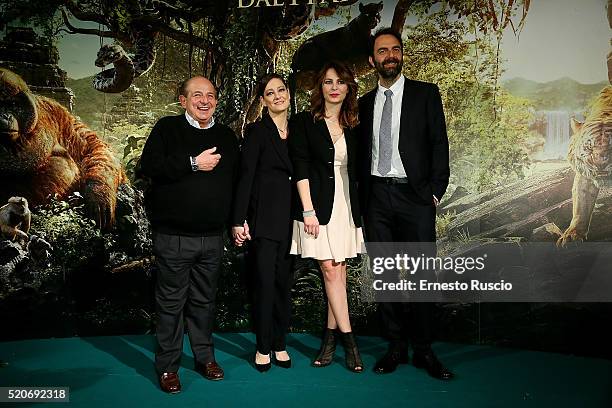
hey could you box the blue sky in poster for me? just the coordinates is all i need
[55,0,608,84]
[500,0,608,84]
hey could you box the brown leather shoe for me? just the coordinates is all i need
[196,361,224,381]
[159,372,181,394]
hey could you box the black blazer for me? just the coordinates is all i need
[232,114,293,241]
[289,111,362,227]
[357,78,450,209]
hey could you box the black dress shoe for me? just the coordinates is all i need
[412,351,454,381]
[373,349,409,374]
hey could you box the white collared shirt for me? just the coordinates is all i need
[185,111,215,129]
[371,75,406,177]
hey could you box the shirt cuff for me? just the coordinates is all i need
[433,195,440,207]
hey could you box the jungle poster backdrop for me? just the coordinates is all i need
[0,0,610,358]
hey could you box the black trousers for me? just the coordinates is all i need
[250,237,293,354]
[365,181,436,352]
[153,232,222,374]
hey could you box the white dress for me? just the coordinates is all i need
[290,135,365,262]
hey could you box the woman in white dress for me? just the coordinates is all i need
[289,61,365,372]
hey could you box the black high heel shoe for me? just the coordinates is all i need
[273,351,292,369]
[312,328,337,367]
[255,352,271,372]
[339,331,364,373]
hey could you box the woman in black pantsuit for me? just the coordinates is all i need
[232,73,294,372]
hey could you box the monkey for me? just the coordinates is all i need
[0,196,31,245]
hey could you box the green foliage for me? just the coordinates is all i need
[111,3,132,35]
[30,197,108,271]
[215,11,265,125]
[436,210,456,238]
[450,89,531,190]
[403,9,531,192]
[67,77,121,131]
[103,123,152,182]
[0,0,63,42]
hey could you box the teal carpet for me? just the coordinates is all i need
[0,333,610,407]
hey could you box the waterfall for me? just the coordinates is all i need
[542,111,571,159]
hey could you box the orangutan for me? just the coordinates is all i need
[0,68,125,228]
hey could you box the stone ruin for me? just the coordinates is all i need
[0,27,74,110]
[106,84,154,130]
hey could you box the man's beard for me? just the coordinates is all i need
[374,57,403,80]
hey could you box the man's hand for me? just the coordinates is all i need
[196,147,221,171]
[232,221,251,246]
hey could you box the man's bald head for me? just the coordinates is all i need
[179,76,217,98]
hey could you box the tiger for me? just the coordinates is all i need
[558,86,612,245]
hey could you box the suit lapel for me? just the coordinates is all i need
[262,114,292,171]
[361,89,376,167]
[399,77,413,151]
[314,117,334,146]
[344,126,355,169]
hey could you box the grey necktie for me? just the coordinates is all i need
[377,89,393,176]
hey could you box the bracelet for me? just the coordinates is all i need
[302,210,316,217]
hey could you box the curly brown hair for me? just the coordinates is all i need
[309,61,359,129]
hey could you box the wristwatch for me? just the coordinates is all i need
[189,156,198,172]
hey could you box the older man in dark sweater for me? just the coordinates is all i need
[140,76,239,394]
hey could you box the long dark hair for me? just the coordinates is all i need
[310,61,359,128]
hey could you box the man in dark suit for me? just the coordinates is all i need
[357,27,453,380]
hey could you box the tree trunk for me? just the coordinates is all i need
[608,0,612,83]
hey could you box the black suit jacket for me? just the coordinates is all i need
[357,78,450,209]
[289,111,362,227]
[232,114,293,241]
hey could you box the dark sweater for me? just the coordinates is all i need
[139,114,239,236]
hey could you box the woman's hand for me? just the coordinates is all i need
[232,222,251,246]
[303,214,319,239]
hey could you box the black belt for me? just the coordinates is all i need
[371,176,410,185]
